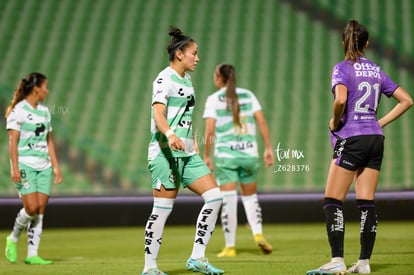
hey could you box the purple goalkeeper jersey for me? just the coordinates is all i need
[330,57,398,146]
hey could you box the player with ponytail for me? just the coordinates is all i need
[307,20,412,275]
[5,72,62,265]
[203,64,274,258]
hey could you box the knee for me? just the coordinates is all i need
[24,205,40,216]
[202,187,223,204]
[25,204,46,216]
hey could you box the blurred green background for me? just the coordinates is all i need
[0,0,413,196]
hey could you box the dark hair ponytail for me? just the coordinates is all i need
[342,20,369,62]
[218,64,241,127]
[166,26,194,61]
[5,72,47,118]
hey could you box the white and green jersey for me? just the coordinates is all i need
[6,100,52,170]
[203,87,261,159]
[148,66,197,160]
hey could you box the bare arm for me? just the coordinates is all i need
[47,132,63,184]
[329,84,348,131]
[378,87,413,128]
[254,110,274,167]
[203,118,216,170]
[152,103,185,151]
[8,130,21,183]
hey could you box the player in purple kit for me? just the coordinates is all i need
[307,20,412,275]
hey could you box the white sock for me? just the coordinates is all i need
[143,197,174,272]
[10,208,33,242]
[27,214,43,258]
[220,190,238,247]
[241,194,263,235]
[190,187,223,259]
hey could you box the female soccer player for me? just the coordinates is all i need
[203,64,274,257]
[5,72,63,265]
[142,27,223,275]
[307,20,412,275]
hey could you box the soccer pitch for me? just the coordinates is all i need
[1,222,413,274]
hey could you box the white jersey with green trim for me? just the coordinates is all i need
[148,66,197,160]
[6,99,52,170]
[203,87,262,159]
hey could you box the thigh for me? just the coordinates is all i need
[325,159,355,201]
[182,154,211,188]
[36,192,50,214]
[21,192,50,215]
[153,184,179,199]
[220,182,238,191]
[240,182,257,196]
[187,173,219,196]
[354,168,379,200]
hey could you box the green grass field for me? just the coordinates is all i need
[1,222,413,274]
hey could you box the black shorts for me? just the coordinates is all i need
[332,135,384,171]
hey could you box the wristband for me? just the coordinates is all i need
[165,129,175,138]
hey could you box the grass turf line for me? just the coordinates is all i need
[0,221,413,274]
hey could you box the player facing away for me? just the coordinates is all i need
[307,20,412,275]
[5,72,63,265]
[142,27,224,275]
[203,64,274,258]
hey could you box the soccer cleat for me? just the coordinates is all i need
[5,236,17,263]
[25,256,53,265]
[347,260,371,274]
[306,258,347,275]
[186,257,224,275]
[216,246,236,257]
[142,268,169,275]
[306,270,347,275]
[254,234,272,254]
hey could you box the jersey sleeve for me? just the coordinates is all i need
[380,71,399,98]
[6,108,23,131]
[152,76,170,106]
[250,92,262,113]
[48,109,53,132]
[331,63,348,93]
[203,95,216,119]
